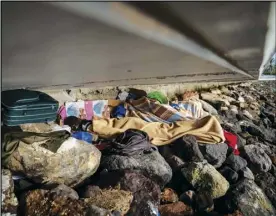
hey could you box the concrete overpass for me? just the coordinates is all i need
[1,2,275,90]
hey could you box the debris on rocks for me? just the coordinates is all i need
[1,81,275,216]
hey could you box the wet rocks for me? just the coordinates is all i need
[1,169,18,215]
[100,150,172,187]
[218,179,275,216]
[198,143,228,168]
[159,201,193,216]
[181,162,229,199]
[224,154,247,172]
[242,145,272,173]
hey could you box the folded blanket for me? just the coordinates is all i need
[90,115,225,146]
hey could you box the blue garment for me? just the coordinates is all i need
[170,103,180,110]
[111,104,126,118]
[72,131,93,143]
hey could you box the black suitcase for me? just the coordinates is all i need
[1,89,59,126]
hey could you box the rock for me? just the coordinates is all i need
[172,135,204,162]
[22,189,90,216]
[179,190,195,207]
[166,155,186,171]
[198,143,228,168]
[95,170,161,216]
[211,89,222,95]
[242,145,272,173]
[270,154,276,166]
[238,96,245,103]
[161,188,178,204]
[159,202,193,216]
[199,99,218,115]
[255,172,276,208]
[81,185,102,199]
[221,106,229,111]
[238,167,255,180]
[218,166,239,184]
[224,210,244,216]
[181,162,230,199]
[100,150,172,187]
[88,205,117,216]
[4,136,101,188]
[50,184,79,200]
[194,192,214,213]
[218,180,275,216]
[224,154,247,172]
[1,169,18,215]
[84,188,133,215]
[230,105,239,114]
[242,110,253,120]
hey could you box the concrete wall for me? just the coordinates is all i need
[1,2,270,90]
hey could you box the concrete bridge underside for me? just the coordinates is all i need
[1,2,275,90]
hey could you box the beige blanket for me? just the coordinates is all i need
[90,115,225,146]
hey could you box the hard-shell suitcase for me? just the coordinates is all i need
[1,89,59,126]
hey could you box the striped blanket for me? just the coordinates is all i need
[126,97,208,123]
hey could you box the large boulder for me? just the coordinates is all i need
[255,172,276,208]
[217,180,275,216]
[198,143,228,168]
[100,150,172,187]
[3,133,101,188]
[94,170,161,216]
[181,162,229,199]
[1,169,18,216]
[241,145,272,173]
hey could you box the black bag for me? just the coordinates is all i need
[2,89,59,126]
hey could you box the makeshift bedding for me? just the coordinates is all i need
[125,97,208,123]
[90,115,225,146]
